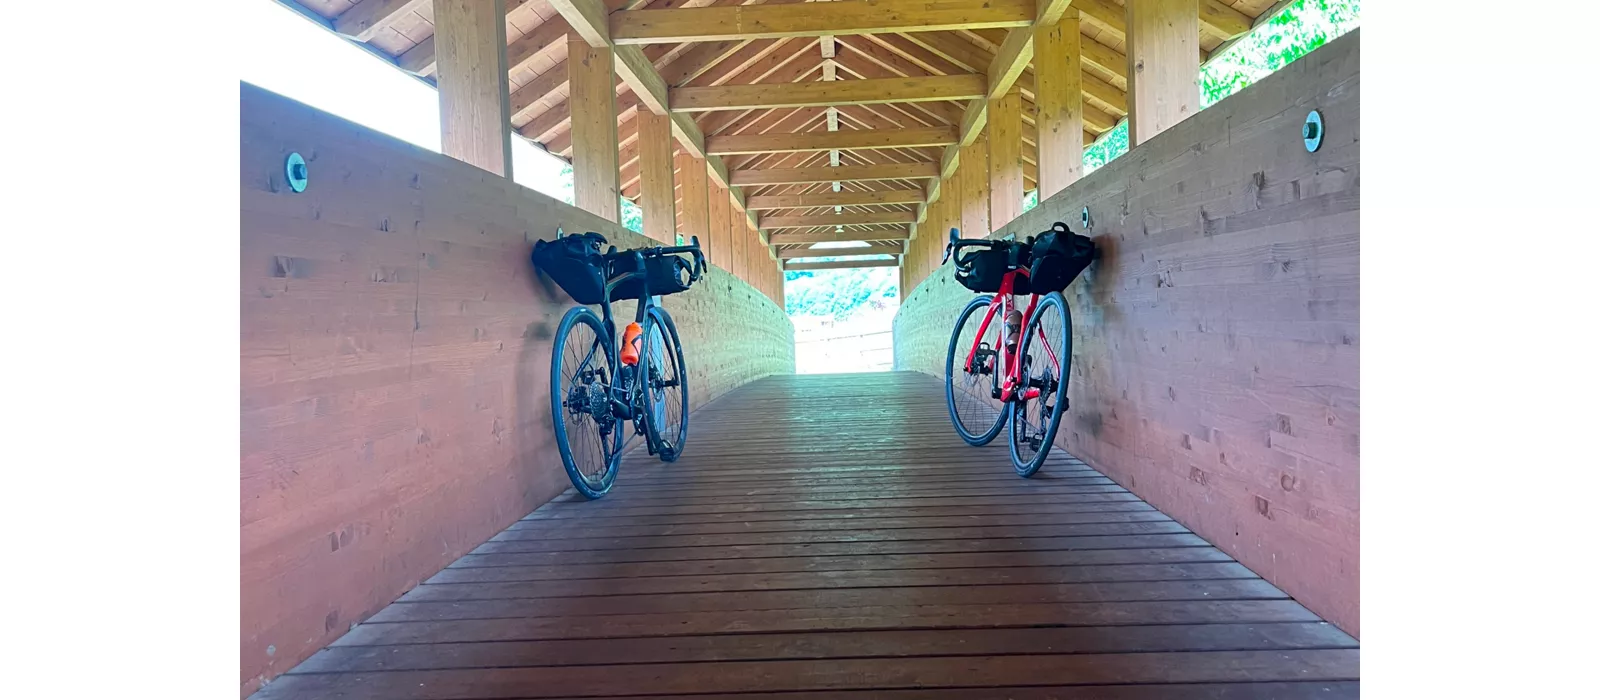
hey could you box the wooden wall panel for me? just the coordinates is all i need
[893,33,1361,636]
[240,84,794,695]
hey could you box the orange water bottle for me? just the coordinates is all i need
[620,322,644,365]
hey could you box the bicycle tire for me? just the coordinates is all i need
[640,305,690,462]
[1009,291,1072,477]
[944,294,1008,446]
[550,305,623,498]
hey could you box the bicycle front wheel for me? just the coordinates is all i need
[1009,292,1072,477]
[550,305,623,498]
[641,305,689,462]
[945,294,1007,446]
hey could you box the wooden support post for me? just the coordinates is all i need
[959,134,990,238]
[676,151,708,247]
[1034,9,1083,199]
[568,35,620,221]
[1126,0,1200,146]
[988,87,1024,228]
[637,112,676,243]
[708,182,730,268]
[434,0,513,177]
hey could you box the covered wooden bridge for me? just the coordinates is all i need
[243,1,1360,697]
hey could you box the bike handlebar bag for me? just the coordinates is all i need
[609,254,694,301]
[1028,223,1096,293]
[956,247,1032,295]
[531,232,609,304]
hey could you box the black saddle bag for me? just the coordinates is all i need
[1028,222,1096,293]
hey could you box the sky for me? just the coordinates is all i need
[236,0,571,201]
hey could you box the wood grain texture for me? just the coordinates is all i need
[676,151,710,244]
[731,162,939,186]
[707,126,959,155]
[240,83,793,696]
[567,35,620,221]
[894,32,1362,636]
[1127,0,1200,145]
[1035,9,1085,199]
[988,87,1025,228]
[748,189,924,210]
[434,0,512,177]
[257,373,1358,699]
[611,0,1037,44]
[760,211,916,229]
[637,111,676,243]
[673,74,987,111]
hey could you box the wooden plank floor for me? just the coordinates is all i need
[257,372,1360,699]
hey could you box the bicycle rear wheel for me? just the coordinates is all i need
[641,306,689,462]
[550,306,623,498]
[944,294,1007,446]
[1009,292,1072,477]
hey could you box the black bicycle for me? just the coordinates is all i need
[531,232,706,498]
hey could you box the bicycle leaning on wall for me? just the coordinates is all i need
[531,231,706,498]
[941,223,1096,476]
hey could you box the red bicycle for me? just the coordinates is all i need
[942,225,1089,476]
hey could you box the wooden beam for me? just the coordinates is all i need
[638,112,676,243]
[1035,8,1083,199]
[1200,0,1253,39]
[1127,0,1199,146]
[779,243,904,259]
[672,74,986,112]
[760,211,916,229]
[732,162,939,186]
[611,0,1036,44]
[1037,0,1077,26]
[747,189,924,210]
[616,46,671,115]
[435,0,513,177]
[987,28,1034,100]
[568,35,620,220]
[988,88,1024,227]
[785,257,901,271]
[770,229,911,245]
[334,0,428,43]
[676,151,709,244]
[707,127,959,155]
[398,35,435,76]
[548,0,611,47]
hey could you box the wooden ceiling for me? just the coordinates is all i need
[280,0,1277,259]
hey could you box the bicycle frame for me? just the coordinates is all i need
[961,267,1063,403]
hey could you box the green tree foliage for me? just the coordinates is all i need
[784,263,899,319]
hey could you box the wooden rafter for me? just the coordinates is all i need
[672,74,986,111]
[611,0,1035,44]
[770,229,911,245]
[779,243,904,259]
[748,188,924,210]
[732,162,939,186]
[707,126,959,155]
[760,211,916,229]
[334,0,429,43]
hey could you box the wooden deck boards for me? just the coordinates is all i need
[257,372,1359,699]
